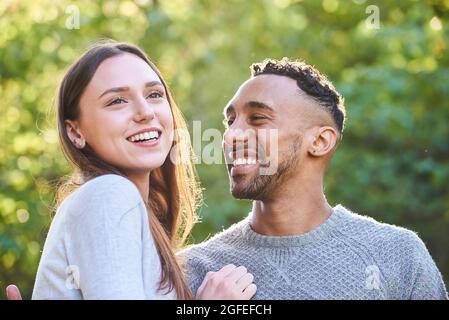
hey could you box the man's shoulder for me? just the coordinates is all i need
[337,205,447,299]
[336,205,423,245]
[335,205,431,265]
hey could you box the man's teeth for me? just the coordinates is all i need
[232,158,258,166]
[128,131,159,142]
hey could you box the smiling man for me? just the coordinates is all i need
[181,58,448,300]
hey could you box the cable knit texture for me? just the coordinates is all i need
[181,205,448,300]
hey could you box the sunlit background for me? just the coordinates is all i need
[1,0,448,299]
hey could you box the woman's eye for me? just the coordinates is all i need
[146,91,163,99]
[107,97,126,106]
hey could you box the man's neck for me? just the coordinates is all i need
[250,173,332,236]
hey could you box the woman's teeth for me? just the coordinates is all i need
[233,158,258,166]
[128,131,159,142]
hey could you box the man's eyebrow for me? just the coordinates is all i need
[246,100,274,112]
[98,81,163,99]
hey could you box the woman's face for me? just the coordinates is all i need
[66,53,174,175]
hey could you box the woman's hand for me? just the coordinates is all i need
[195,264,257,300]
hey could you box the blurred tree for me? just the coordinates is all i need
[0,0,448,298]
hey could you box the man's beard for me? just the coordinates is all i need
[229,135,302,201]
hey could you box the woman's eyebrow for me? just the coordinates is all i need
[98,86,129,99]
[145,80,163,88]
[98,81,163,99]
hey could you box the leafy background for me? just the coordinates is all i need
[0,0,448,299]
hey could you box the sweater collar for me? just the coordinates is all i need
[240,204,350,247]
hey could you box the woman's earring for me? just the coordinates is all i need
[78,139,85,148]
[73,139,85,149]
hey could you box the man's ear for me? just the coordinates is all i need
[65,120,86,149]
[307,126,338,157]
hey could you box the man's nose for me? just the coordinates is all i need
[224,124,248,147]
[223,123,257,154]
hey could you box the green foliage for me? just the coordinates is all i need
[1,0,448,298]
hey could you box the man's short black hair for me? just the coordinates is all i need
[251,58,346,133]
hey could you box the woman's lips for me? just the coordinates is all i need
[127,133,161,148]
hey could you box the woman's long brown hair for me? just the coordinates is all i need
[56,42,201,299]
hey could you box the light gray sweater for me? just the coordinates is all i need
[181,205,448,300]
[32,174,175,299]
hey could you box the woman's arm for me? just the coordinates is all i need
[65,176,152,299]
[68,207,146,299]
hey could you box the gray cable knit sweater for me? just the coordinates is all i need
[181,205,448,300]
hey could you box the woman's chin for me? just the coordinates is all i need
[137,157,168,171]
[115,154,171,174]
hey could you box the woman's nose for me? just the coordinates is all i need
[134,97,155,122]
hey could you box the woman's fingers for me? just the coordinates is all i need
[242,283,257,300]
[196,264,237,299]
[205,264,237,289]
[216,264,237,277]
[236,272,255,292]
[195,264,257,300]
[6,285,22,300]
[225,265,248,284]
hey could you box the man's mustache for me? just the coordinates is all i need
[223,141,268,166]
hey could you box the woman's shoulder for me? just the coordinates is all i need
[81,174,139,194]
[59,174,144,221]
[76,173,140,200]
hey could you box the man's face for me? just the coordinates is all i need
[223,74,314,200]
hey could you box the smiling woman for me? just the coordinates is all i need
[30,42,257,300]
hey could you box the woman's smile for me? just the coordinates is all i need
[126,127,162,148]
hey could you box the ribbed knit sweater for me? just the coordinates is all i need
[181,205,448,300]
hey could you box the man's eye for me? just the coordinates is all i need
[223,118,234,127]
[251,116,267,121]
[146,91,163,99]
[107,97,127,106]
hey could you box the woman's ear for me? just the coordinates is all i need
[307,126,338,157]
[65,120,86,149]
